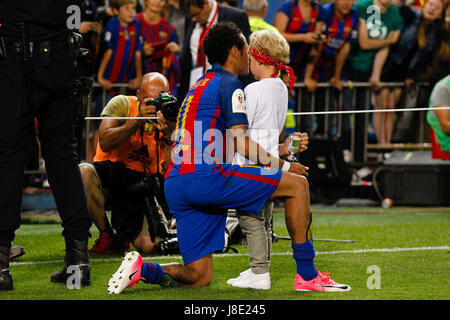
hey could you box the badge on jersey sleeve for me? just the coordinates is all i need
[104,31,112,42]
[232,89,246,114]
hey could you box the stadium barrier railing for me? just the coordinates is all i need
[291,81,432,164]
[24,81,432,175]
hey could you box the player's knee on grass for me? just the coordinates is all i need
[187,274,212,287]
[192,272,213,287]
[162,262,213,287]
[184,256,214,287]
[185,265,213,287]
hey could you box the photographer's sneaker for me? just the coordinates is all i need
[9,244,26,260]
[294,270,351,292]
[89,232,115,255]
[108,251,144,294]
[227,268,271,290]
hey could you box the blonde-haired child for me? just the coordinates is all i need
[228,29,307,290]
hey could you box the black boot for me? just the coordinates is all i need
[0,245,13,291]
[50,238,90,287]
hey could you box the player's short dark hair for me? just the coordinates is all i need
[179,0,206,13]
[203,22,246,66]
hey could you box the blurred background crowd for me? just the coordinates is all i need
[61,0,450,165]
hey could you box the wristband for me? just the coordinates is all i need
[281,160,291,172]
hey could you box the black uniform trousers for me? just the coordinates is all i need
[0,36,92,248]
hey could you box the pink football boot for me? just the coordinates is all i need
[294,270,351,292]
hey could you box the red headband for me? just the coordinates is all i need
[250,47,295,92]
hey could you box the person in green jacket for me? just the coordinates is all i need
[244,0,280,33]
[427,75,450,160]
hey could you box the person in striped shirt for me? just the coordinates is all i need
[274,0,326,135]
[137,0,181,97]
[93,0,144,162]
[97,0,144,91]
[303,0,358,137]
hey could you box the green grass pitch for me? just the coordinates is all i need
[1,206,449,300]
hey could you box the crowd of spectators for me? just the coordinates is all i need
[80,0,450,162]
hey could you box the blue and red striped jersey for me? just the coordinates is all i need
[136,14,180,96]
[279,0,325,65]
[136,14,178,69]
[165,65,249,179]
[103,16,143,84]
[313,3,358,81]
[320,3,358,56]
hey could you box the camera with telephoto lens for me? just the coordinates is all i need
[145,92,178,122]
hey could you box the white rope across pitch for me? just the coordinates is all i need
[84,106,450,120]
[286,106,450,116]
[85,116,160,120]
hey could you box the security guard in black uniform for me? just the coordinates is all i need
[0,0,93,290]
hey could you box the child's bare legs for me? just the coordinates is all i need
[384,89,395,144]
[377,87,403,144]
[373,89,386,144]
[369,47,389,92]
[386,87,403,143]
[371,47,390,144]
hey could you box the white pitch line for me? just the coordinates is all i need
[10,246,449,266]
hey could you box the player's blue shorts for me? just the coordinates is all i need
[164,163,282,264]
